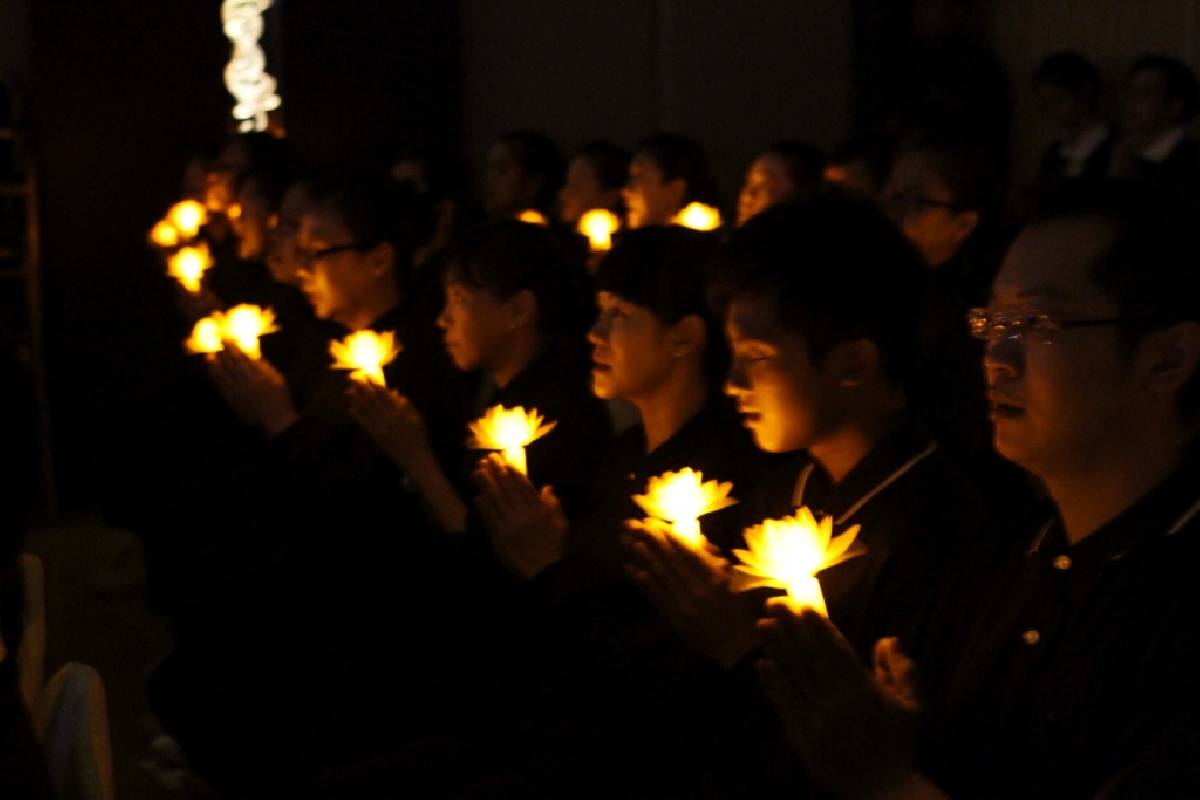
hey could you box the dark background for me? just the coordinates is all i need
[2,0,1198,513]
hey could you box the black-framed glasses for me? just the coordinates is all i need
[882,190,963,216]
[967,308,1153,345]
[295,241,376,266]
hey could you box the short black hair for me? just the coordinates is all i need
[893,131,997,213]
[447,220,593,343]
[595,226,727,386]
[761,140,827,192]
[711,192,927,388]
[1033,181,1200,423]
[1128,55,1200,123]
[574,140,631,192]
[635,133,719,206]
[307,170,435,283]
[497,130,566,213]
[1033,50,1102,104]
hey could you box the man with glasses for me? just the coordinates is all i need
[756,185,1200,797]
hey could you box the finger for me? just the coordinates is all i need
[626,537,694,616]
[756,657,818,753]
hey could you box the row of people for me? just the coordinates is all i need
[125,118,1200,796]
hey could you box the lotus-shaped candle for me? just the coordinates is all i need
[468,405,556,476]
[329,330,401,386]
[577,209,620,252]
[167,244,212,293]
[516,209,549,226]
[185,315,224,355]
[221,304,277,359]
[672,202,722,231]
[731,507,864,615]
[150,219,180,248]
[168,200,207,240]
[632,468,736,548]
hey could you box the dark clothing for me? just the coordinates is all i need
[1130,136,1200,196]
[150,302,471,795]
[746,417,989,658]
[1037,131,1117,187]
[918,448,1200,797]
[507,396,772,795]
[909,241,1043,530]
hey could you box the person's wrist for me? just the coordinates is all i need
[263,407,300,437]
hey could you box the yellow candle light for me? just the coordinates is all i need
[577,209,620,252]
[167,244,212,293]
[633,468,736,548]
[731,507,864,615]
[150,219,180,248]
[468,405,556,475]
[672,202,722,231]
[329,330,401,386]
[516,209,549,226]
[185,315,224,355]
[220,304,277,359]
[226,202,243,221]
[168,200,207,240]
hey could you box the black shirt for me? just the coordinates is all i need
[919,447,1200,797]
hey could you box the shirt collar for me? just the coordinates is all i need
[1058,123,1111,164]
[1141,126,1188,162]
[1031,444,1200,563]
[795,414,937,523]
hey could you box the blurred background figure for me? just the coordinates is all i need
[736,140,825,225]
[623,133,717,229]
[482,129,565,222]
[1032,50,1113,186]
[558,139,630,226]
[1110,54,1200,189]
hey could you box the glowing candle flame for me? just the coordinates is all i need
[167,244,212,293]
[468,405,557,476]
[672,202,722,231]
[516,209,549,226]
[150,220,180,248]
[227,202,243,221]
[168,200,207,239]
[633,468,737,548]
[221,304,277,359]
[578,209,620,252]
[185,315,224,355]
[731,507,865,615]
[329,330,401,386]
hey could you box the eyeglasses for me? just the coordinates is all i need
[882,190,963,217]
[294,241,375,267]
[967,308,1153,345]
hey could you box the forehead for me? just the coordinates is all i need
[993,217,1118,305]
[751,154,789,181]
[887,151,949,191]
[630,154,665,180]
[726,292,785,339]
[300,206,351,240]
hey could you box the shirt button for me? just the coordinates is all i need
[1053,554,1072,571]
[1022,629,1041,646]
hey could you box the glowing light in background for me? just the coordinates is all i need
[578,209,620,252]
[168,200,207,240]
[222,0,282,133]
[167,244,212,293]
[221,304,277,358]
[186,316,224,355]
[516,209,549,226]
[672,202,722,231]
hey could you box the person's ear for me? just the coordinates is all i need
[367,241,396,278]
[507,288,537,331]
[668,314,706,360]
[951,208,980,246]
[666,178,688,211]
[826,339,881,388]
[1140,321,1200,396]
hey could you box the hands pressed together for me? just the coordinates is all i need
[473,455,567,578]
[207,347,298,436]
